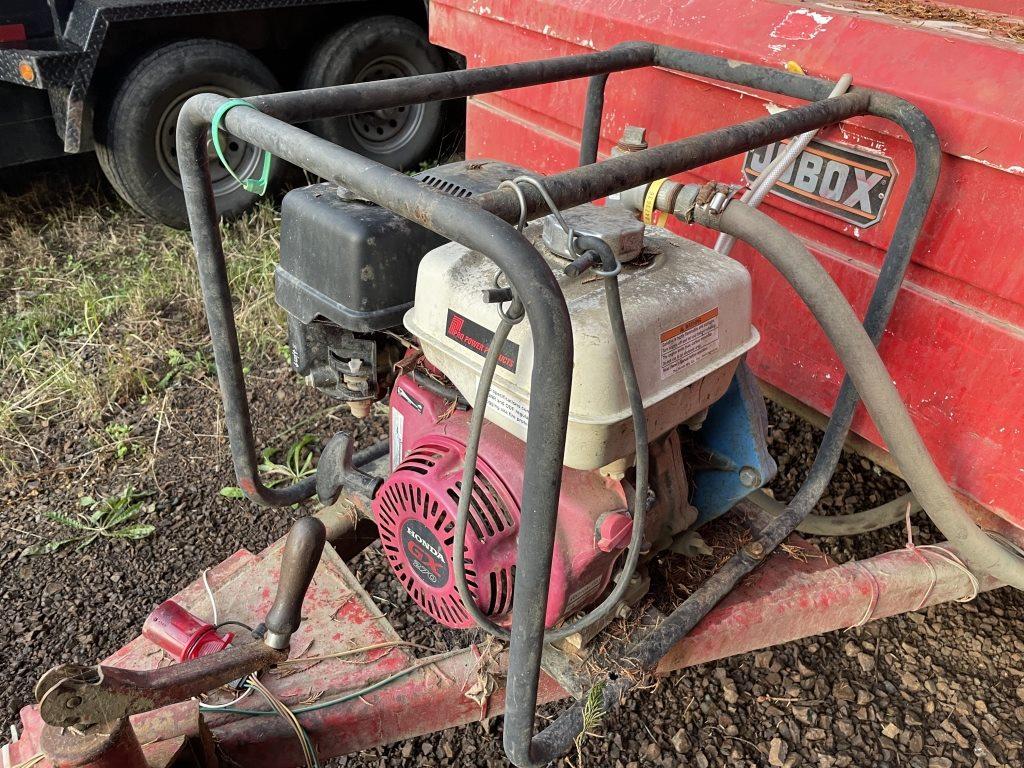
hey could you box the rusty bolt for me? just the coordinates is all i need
[738,466,761,488]
[744,541,766,560]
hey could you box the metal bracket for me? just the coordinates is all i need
[36,641,284,731]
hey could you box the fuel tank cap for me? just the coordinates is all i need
[541,202,646,263]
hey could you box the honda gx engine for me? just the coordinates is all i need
[276,159,773,631]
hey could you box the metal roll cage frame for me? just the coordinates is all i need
[177,41,939,767]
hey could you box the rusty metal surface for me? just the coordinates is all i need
[10,518,1005,767]
[655,536,1001,674]
[214,647,566,766]
[37,641,285,730]
[40,717,147,768]
[34,516,333,733]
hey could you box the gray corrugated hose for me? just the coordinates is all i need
[695,200,1024,590]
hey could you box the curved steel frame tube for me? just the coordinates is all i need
[176,41,939,767]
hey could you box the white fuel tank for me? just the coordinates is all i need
[404,218,758,470]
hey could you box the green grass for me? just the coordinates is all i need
[220,433,318,502]
[0,185,287,473]
[573,681,608,767]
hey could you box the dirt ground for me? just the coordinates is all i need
[2,161,1022,768]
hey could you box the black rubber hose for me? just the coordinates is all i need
[451,314,518,636]
[579,73,609,166]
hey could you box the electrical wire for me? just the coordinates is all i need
[214,620,255,634]
[202,568,218,625]
[196,572,261,711]
[248,677,319,767]
[198,652,453,717]
[277,640,435,666]
[200,676,257,709]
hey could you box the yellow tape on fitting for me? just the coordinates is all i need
[642,178,670,227]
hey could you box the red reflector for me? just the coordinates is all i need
[0,24,27,43]
[142,600,235,662]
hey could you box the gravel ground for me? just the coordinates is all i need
[337,403,1024,768]
[2,164,1023,767]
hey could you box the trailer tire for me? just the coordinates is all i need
[95,39,281,229]
[301,17,447,170]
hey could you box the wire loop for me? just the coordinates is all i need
[593,259,622,277]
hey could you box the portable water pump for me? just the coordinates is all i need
[21,39,1024,768]
[276,158,773,630]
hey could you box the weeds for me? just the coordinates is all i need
[19,486,155,556]
[0,185,286,473]
[154,348,211,390]
[103,422,139,459]
[220,434,318,500]
[573,681,608,766]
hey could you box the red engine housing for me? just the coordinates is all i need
[372,372,632,629]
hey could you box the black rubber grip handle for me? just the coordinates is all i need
[263,516,326,649]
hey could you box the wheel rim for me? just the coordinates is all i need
[348,55,425,155]
[156,87,264,196]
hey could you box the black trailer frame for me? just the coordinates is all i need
[0,0,430,163]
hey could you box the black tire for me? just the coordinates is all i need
[95,39,281,229]
[301,17,446,170]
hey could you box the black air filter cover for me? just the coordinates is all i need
[276,160,529,333]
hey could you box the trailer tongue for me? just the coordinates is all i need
[7,25,1024,768]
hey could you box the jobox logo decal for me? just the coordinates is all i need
[744,138,896,228]
[445,309,519,372]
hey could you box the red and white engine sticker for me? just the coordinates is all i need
[660,308,720,378]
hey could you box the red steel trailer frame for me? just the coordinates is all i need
[5,504,998,767]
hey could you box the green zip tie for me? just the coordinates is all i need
[210,99,272,196]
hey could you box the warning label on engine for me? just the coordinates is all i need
[660,308,720,378]
[485,386,530,431]
[390,406,404,469]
